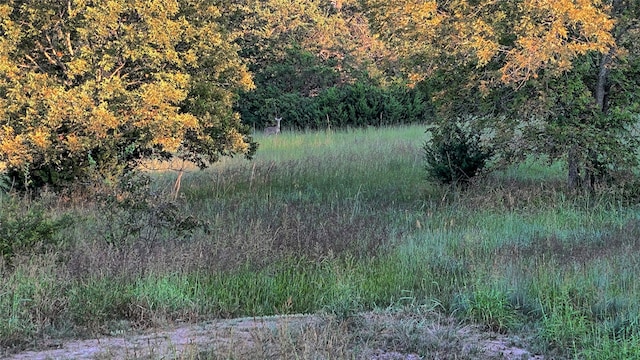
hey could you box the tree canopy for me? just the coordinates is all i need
[366,0,640,188]
[0,0,255,189]
[1,0,638,191]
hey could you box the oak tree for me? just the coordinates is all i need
[0,0,255,189]
[366,0,640,189]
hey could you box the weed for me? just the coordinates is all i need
[94,172,203,247]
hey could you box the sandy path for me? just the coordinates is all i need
[5,315,308,360]
[4,313,543,360]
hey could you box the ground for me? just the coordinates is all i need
[5,312,544,359]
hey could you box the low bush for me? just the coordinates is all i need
[424,119,494,185]
[0,197,72,266]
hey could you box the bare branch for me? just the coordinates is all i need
[110,62,127,78]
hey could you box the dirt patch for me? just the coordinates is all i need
[4,313,543,359]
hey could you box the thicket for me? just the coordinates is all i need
[238,81,431,130]
[0,197,72,266]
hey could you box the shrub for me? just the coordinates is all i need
[0,172,10,194]
[0,198,72,266]
[95,172,203,246]
[424,119,493,184]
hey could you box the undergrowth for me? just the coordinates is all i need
[1,125,639,359]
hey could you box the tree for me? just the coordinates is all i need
[221,0,403,128]
[0,0,255,189]
[365,0,640,189]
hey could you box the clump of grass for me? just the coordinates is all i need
[0,255,70,351]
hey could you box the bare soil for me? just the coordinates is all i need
[4,313,544,360]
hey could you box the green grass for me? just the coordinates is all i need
[2,124,640,358]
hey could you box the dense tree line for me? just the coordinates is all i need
[1,0,639,190]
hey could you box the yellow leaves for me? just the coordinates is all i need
[468,19,500,67]
[227,129,251,155]
[0,126,31,167]
[475,42,499,66]
[183,49,198,67]
[29,128,51,150]
[96,76,126,101]
[407,73,425,88]
[0,4,11,18]
[0,12,20,80]
[82,1,124,39]
[367,0,441,43]
[0,54,19,80]
[67,58,90,78]
[133,75,200,152]
[239,68,256,92]
[64,134,85,153]
[206,5,222,18]
[177,113,198,130]
[370,0,616,89]
[89,103,120,138]
[153,113,199,152]
[500,0,615,85]
[139,79,188,108]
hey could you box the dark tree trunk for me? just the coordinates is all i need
[585,39,616,189]
[573,0,619,190]
[595,51,612,113]
[569,0,633,190]
[568,145,581,190]
[567,50,611,190]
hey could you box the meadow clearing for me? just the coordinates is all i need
[1,125,639,359]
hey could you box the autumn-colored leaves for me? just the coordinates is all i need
[366,0,616,88]
[501,0,615,85]
[0,1,254,187]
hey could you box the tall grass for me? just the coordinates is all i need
[1,124,639,358]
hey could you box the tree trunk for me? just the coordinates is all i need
[595,51,612,112]
[585,41,615,189]
[568,145,581,190]
[570,0,626,190]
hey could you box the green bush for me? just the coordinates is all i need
[0,173,10,193]
[424,119,493,184]
[0,198,72,266]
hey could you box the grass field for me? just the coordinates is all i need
[1,125,640,359]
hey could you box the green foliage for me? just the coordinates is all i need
[68,277,136,328]
[0,173,10,193]
[0,198,72,266]
[424,119,494,184]
[454,286,518,333]
[0,259,67,351]
[522,54,640,189]
[538,289,591,354]
[239,81,432,130]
